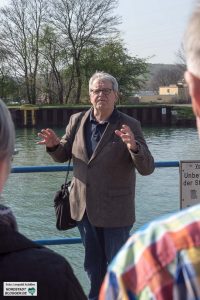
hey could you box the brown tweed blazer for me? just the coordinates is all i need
[48,108,155,227]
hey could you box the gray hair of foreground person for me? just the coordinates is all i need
[184,1,200,135]
[0,100,17,229]
[184,2,200,79]
[0,100,15,161]
[89,71,119,92]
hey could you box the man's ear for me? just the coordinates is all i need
[185,71,200,117]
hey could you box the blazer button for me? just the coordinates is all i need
[86,183,90,188]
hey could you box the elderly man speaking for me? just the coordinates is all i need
[38,71,155,300]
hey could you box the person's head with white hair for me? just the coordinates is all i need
[0,99,15,190]
[184,1,200,134]
[0,99,17,229]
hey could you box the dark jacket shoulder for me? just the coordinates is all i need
[0,226,86,300]
[117,110,140,126]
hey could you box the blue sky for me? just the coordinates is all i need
[117,0,195,64]
[0,0,196,64]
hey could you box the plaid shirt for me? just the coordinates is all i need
[99,204,200,300]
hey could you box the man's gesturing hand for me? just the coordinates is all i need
[37,128,60,148]
[115,124,138,152]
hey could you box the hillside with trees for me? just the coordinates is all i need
[145,63,186,92]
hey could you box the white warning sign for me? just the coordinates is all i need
[180,160,200,209]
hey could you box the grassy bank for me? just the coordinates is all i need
[170,105,195,120]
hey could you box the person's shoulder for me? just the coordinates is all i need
[102,204,200,299]
[70,109,89,122]
[69,112,82,123]
[117,110,140,126]
[28,247,87,299]
[6,229,70,268]
[0,230,86,300]
[14,245,80,284]
[24,244,70,266]
[139,203,200,234]
[111,203,200,269]
[133,203,200,242]
[67,110,89,129]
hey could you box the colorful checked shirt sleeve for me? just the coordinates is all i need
[99,204,200,300]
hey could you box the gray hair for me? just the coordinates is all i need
[89,71,118,92]
[0,100,15,161]
[184,2,200,78]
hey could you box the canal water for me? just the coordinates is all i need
[2,125,200,294]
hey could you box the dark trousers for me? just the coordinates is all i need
[77,213,132,300]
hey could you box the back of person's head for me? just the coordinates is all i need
[0,100,15,162]
[184,1,200,134]
[0,100,15,190]
[89,71,119,92]
[184,2,200,79]
[0,100,17,229]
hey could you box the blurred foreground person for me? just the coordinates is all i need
[100,206,200,300]
[0,100,86,300]
[99,2,200,299]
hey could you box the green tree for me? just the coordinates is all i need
[39,26,68,104]
[0,46,19,100]
[0,0,48,104]
[81,41,148,101]
[51,0,120,103]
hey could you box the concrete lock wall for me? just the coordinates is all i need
[9,106,189,128]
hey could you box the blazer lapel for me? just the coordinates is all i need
[76,109,91,163]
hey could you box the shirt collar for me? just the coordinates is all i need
[89,108,117,124]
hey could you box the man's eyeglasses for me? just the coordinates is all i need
[90,88,113,96]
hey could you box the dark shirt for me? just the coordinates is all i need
[85,109,116,159]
